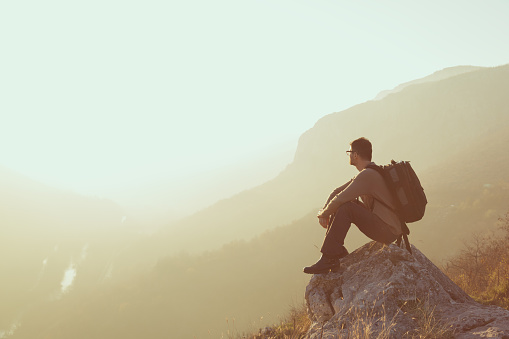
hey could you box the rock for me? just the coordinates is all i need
[304,241,509,338]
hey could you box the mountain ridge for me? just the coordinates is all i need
[136,63,509,261]
[305,241,509,338]
[373,65,484,101]
[6,61,509,337]
[0,165,141,331]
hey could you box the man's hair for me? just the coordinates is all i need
[350,137,372,161]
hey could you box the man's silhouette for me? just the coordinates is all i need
[303,137,403,274]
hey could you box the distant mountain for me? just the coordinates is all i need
[11,211,324,339]
[373,65,483,101]
[13,137,509,338]
[0,166,138,331]
[8,63,509,339]
[127,63,509,264]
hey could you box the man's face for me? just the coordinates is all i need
[347,148,357,166]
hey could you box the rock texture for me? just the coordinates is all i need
[305,242,509,338]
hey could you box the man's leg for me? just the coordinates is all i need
[304,201,397,274]
[321,201,397,256]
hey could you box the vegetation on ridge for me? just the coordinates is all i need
[4,64,509,338]
[241,298,455,338]
[246,209,509,338]
[444,211,509,309]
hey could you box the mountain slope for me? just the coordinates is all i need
[373,65,483,100]
[8,63,509,339]
[13,135,509,338]
[0,167,138,331]
[128,63,509,263]
[12,211,324,339]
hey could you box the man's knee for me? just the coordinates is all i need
[334,201,356,215]
[332,202,355,221]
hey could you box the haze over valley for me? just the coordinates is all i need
[3,63,509,338]
[2,1,509,338]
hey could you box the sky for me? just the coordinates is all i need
[1,0,508,221]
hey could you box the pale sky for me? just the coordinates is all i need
[1,0,508,220]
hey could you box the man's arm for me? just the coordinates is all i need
[323,179,353,207]
[317,179,353,228]
[318,170,375,218]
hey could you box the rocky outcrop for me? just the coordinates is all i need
[305,242,509,338]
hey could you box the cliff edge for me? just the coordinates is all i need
[305,242,509,338]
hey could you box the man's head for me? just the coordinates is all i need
[348,137,372,166]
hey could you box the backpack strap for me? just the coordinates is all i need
[365,164,402,218]
[366,164,412,254]
[398,222,412,254]
[365,165,396,210]
[402,233,412,254]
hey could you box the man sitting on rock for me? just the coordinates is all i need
[303,137,402,274]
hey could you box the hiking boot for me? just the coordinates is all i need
[303,255,341,274]
[337,246,349,259]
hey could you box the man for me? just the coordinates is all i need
[303,137,402,274]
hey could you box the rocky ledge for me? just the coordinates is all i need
[305,242,509,338]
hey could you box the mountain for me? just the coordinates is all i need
[11,211,324,339]
[6,63,509,339]
[372,65,483,100]
[12,153,509,338]
[0,166,139,331]
[126,63,509,264]
[305,242,509,338]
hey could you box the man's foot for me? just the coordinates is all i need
[337,246,349,259]
[303,255,341,274]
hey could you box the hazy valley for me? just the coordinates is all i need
[2,64,509,338]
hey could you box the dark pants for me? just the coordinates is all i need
[321,201,398,256]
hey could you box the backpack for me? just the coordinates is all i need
[367,160,427,253]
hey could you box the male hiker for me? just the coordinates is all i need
[303,137,403,274]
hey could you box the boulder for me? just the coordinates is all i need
[304,241,509,338]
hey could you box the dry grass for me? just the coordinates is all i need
[228,303,310,339]
[335,299,455,339]
[335,301,398,339]
[236,295,456,339]
[399,299,455,339]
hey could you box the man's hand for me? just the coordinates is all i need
[317,209,329,229]
[318,217,329,228]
